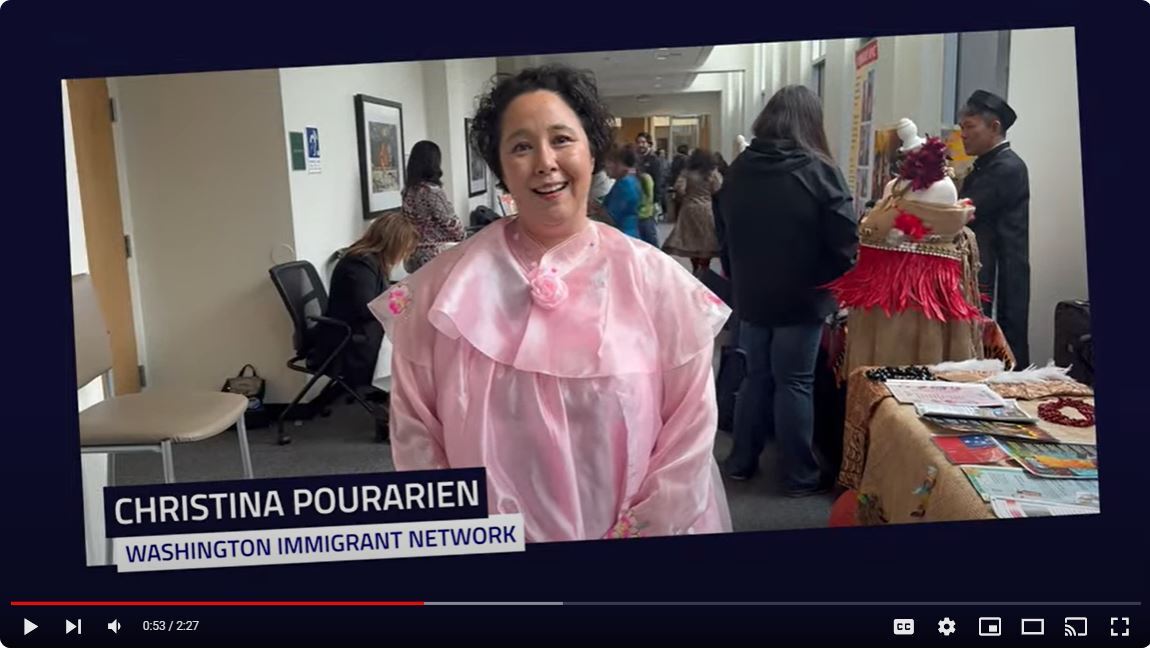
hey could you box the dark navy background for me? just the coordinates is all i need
[0,0,1146,645]
[103,469,488,537]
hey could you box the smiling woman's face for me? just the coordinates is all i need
[499,90,593,245]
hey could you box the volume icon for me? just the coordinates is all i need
[108,619,121,633]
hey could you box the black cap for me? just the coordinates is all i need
[964,90,1017,131]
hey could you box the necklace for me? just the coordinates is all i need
[1037,397,1095,428]
[866,365,937,382]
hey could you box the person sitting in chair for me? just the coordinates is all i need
[312,212,418,410]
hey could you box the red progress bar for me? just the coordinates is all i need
[11,601,424,607]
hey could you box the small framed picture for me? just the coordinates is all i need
[355,94,405,218]
[465,117,487,197]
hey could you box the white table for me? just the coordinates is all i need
[372,242,457,393]
[372,334,393,393]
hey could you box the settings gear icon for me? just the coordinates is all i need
[938,617,957,636]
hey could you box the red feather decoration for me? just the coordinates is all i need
[825,246,983,321]
[898,136,949,191]
[893,212,930,241]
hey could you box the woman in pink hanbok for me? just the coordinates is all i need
[369,65,732,543]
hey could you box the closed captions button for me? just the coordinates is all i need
[894,619,915,636]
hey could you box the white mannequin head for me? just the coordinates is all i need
[896,118,926,153]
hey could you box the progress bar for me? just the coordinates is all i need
[10,601,1141,606]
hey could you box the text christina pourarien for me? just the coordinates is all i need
[114,480,481,525]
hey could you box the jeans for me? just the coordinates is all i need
[637,217,659,246]
[725,320,824,491]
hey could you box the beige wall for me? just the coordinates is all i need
[63,81,111,566]
[113,69,301,402]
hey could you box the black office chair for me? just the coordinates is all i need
[268,261,384,445]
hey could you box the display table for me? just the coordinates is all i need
[837,367,1096,525]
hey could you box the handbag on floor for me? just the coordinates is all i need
[222,364,269,429]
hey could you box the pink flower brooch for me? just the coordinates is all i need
[527,267,569,311]
[386,284,412,315]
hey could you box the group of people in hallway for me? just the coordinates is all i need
[588,131,732,276]
[314,60,1030,541]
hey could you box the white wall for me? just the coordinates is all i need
[279,61,429,278]
[1007,27,1086,363]
[444,58,498,217]
[114,69,302,402]
[422,61,454,204]
[755,36,945,171]
[877,34,945,136]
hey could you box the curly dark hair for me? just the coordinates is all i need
[469,65,616,189]
[686,147,716,174]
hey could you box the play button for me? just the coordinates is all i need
[23,619,37,635]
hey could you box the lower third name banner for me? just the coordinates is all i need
[113,514,524,572]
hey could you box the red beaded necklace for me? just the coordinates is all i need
[1037,397,1095,428]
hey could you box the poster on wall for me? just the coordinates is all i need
[941,127,975,192]
[871,126,901,201]
[306,126,322,174]
[848,40,879,214]
[355,94,405,218]
[464,117,487,197]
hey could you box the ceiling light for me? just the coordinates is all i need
[656,55,668,61]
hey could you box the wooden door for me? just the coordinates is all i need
[67,78,140,395]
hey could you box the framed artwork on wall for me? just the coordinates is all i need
[464,117,487,197]
[355,94,405,218]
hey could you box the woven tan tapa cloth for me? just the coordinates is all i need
[854,397,1096,525]
[838,366,1094,491]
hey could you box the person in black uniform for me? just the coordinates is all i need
[959,89,1031,367]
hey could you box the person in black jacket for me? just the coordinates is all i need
[958,89,1031,367]
[720,85,859,495]
[312,211,418,394]
[711,151,731,278]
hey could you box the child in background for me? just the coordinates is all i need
[602,145,642,239]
